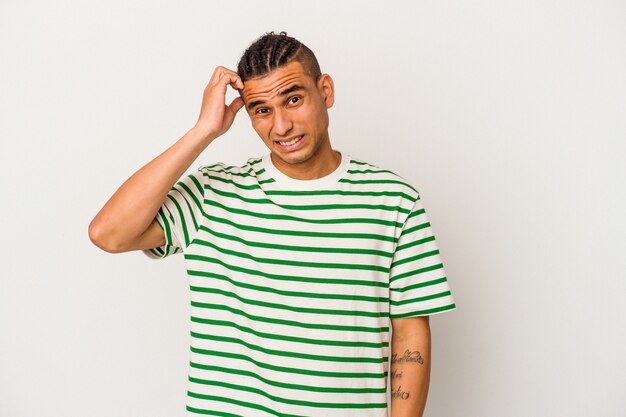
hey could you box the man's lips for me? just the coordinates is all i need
[274,134,304,150]
[274,134,304,144]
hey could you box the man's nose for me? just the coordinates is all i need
[273,108,293,137]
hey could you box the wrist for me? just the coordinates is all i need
[191,122,218,143]
[182,126,216,157]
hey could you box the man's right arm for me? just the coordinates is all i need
[88,66,245,254]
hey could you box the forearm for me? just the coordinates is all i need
[89,126,213,251]
[390,321,431,417]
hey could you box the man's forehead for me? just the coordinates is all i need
[241,62,312,104]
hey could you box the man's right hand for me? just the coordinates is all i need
[89,66,246,254]
[194,66,245,141]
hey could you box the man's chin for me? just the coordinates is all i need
[270,150,310,166]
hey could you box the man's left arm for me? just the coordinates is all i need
[389,316,431,417]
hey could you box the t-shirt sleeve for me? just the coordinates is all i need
[142,169,207,260]
[389,194,457,318]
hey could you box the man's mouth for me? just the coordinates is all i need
[275,134,304,149]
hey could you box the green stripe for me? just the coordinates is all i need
[184,254,389,288]
[199,162,228,170]
[395,235,435,252]
[190,347,386,378]
[390,263,444,283]
[390,249,440,269]
[204,199,402,227]
[176,186,202,232]
[390,303,456,318]
[347,168,397,175]
[400,219,430,237]
[187,391,306,417]
[351,160,379,168]
[156,207,174,256]
[205,174,417,204]
[190,287,388,318]
[190,274,388,302]
[339,178,418,193]
[200,164,263,178]
[188,380,387,409]
[189,362,386,393]
[189,173,205,195]
[178,176,205,215]
[391,277,448,293]
[198,226,393,257]
[192,238,391,272]
[200,215,397,242]
[166,193,191,246]
[154,210,168,241]
[390,290,452,306]
[265,189,416,201]
[190,316,388,348]
[188,302,388,333]
[189,333,387,363]
[202,169,263,179]
[186,405,243,417]
[209,187,410,214]
[207,175,261,190]
[403,203,423,220]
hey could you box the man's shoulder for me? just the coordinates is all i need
[195,156,263,176]
[346,154,419,196]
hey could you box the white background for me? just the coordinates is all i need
[1,1,625,416]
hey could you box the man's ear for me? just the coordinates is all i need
[317,74,334,108]
[237,89,250,115]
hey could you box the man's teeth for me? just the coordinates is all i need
[279,135,302,146]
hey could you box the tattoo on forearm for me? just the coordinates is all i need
[390,369,403,379]
[389,349,425,401]
[391,385,410,400]
[391,349,424,365]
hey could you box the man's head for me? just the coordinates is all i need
[237,31,321,84]
[236,32,337,177]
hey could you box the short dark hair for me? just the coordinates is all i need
[237,31,322,83]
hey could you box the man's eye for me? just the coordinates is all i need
[288,96,301,104]
[256,108,268,114]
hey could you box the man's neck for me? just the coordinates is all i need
[270,148,341,180]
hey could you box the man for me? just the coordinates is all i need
[89,31,456,417]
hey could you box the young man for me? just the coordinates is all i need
[89,31,456,417]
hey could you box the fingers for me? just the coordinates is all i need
[228,96,245,114]
[197,67,245,139]
[210,66,244,91]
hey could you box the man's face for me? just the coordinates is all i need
[241,60,334,168]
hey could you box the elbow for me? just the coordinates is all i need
[88,219,124,253]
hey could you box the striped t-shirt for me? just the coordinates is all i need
[143,150,456,417]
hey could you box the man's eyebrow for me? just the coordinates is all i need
[278,84,304,97]
[247,84,305,110]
